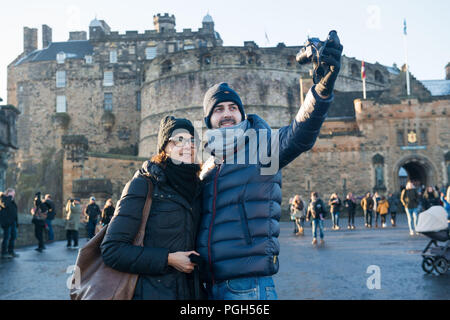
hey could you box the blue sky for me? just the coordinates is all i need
[1,0,449,102]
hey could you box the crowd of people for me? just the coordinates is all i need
[61,195,116,250]
[0,190,116,257]
[289,184,450,246]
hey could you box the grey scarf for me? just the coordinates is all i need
[205,120,249,163]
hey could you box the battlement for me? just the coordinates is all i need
[153,13,176,33]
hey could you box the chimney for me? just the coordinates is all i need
[23,27,38,54]
[69,31,87,41]
[42,25,52,48]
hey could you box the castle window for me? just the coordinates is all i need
[397,130,405,146]
[161,60,172,74]
[375,70,384,83]
[56,52,66,64]
[136,91,141,111]
[103,71,114,86]
[129,47,135,55]
[145,47,157,60]
[201,54,212,65]
[104,93,113,111]
[56,70,66,88]
[85,55,93,64]
[372,154,385,190]
[56,95,67,113]
[420,128,428,145]
[167,44,175,53]
[110,50,117,63]
[351,64,359,77]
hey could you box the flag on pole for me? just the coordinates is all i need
[403,19,411,95]
[361,60,367,99]
[361,60,366,80]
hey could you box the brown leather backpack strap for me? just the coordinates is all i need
[132,179,154,246]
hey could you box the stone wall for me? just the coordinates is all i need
[62,152,147,215]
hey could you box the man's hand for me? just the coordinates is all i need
[314,32,343,98]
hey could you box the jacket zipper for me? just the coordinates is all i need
[208,164,221,285]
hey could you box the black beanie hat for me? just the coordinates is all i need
[157,116,195,153]
[203,83,245,129]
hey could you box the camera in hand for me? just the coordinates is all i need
[296,30,338,83]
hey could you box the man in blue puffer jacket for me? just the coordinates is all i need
[197,34,343,300]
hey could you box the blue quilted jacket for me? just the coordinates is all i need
[196,87,332,283]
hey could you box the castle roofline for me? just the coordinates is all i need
[420,80,450,96]
[15,40,93,66]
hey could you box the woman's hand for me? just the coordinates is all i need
[168,251,199,274]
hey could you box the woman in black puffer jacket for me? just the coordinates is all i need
[101,116,203,300]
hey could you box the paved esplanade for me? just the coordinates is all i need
[1,215,449,300]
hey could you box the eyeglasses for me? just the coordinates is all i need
[169,136,195,147]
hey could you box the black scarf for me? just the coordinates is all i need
[164,159,200,203]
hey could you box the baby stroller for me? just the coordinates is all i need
[416,206,449,275]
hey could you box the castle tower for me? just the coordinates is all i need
[153,13,176,33]
[202,13,214,32]
[89,18,111,40]
[446,62,450,80]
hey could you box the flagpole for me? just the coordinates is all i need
[403,19,411,96]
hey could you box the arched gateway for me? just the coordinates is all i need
[393,155,437,191]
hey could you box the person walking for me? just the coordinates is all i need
[376,196,389,228]
[292,195,306,236]
[344,192,356,230]
[372,192,381,228]
[400,181,420,236]
[30,192,48,252]
[1,188,19,259]
[289,197,298,234]
[329,193,342,230]
[43,194,56,243]
[85,196,101,239]
[387,192,400,227]
[100,198,115,226]
[101,116,204,300]
[361,192,374,228]
[306,192,326,246]
[65,198,82,249]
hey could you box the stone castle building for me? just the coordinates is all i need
[6,13,450,216]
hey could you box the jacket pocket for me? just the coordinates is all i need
[151,200,185,229]
[240,202,252,245]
